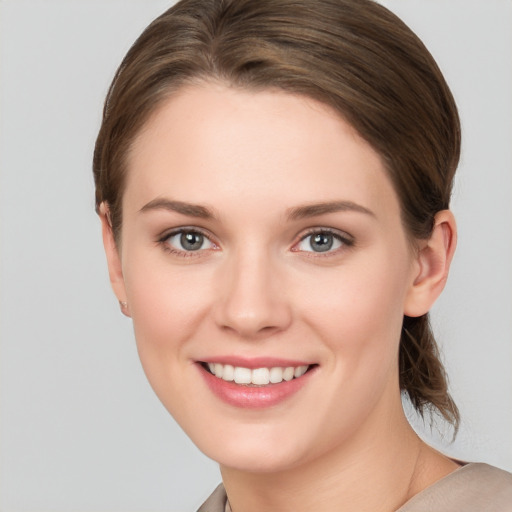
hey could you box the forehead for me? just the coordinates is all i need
[124,84,400,220]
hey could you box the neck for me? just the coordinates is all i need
[220,402,457,512]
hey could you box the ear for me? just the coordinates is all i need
[99,203,131,317]
[404,210,457,317]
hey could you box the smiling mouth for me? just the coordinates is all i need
[201,362,314,386]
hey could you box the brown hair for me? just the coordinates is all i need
[93,0,460,430]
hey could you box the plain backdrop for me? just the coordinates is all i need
[1,1,511,510]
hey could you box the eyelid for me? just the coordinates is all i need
[156,225,353,257]
[291,227,355,254]
[157,226,219,255]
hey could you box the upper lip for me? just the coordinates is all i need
[197,356,314,369]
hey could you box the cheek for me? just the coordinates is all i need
[299,252,410,373]
[285,258,410,444]
[121,252,215,378]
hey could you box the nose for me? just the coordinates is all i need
[214,248,292,339]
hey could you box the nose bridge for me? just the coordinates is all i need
[215,242,291,337]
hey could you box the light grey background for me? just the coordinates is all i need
[0,1,510,510]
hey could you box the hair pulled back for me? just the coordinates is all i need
[93,0,461,430]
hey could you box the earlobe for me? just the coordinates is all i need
[99,203,131,317]
[404,210,457,317]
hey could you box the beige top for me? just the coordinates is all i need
[197,463,512,512]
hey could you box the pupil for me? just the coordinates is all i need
[311,233,333,252]
[181,232,203,251]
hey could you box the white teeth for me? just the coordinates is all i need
[206,363,310,385]
[234,367,252,384]
[214,363,223,378]
[251,367,270,385]
[294,365,308,378]
[283,367,295,381]
[222,364,235,381]
[269,367,283,383]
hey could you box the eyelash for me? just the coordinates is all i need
[157,227,354,257]
[158,227,218,257]
[292,228,354,256]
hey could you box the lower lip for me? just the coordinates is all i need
[198,364,315,409]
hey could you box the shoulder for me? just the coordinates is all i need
[196,484,227,512]
[398,463,512,512]
[197,465,512,512]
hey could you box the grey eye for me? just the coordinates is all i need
[309,233,334,252]
[166,230,213,252]
[296,231,344,253]
[180,232,204,251]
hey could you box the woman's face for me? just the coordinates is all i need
[108,84,424,473]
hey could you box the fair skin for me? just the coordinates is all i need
[101,84,458,512]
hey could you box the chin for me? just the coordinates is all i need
[185,417,324,474]
[206,443,307,474]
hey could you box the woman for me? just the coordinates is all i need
[93,0,512,510]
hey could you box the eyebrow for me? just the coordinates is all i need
[139,198,215,219]
[286,201,375,221]
[139,198,374,221]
